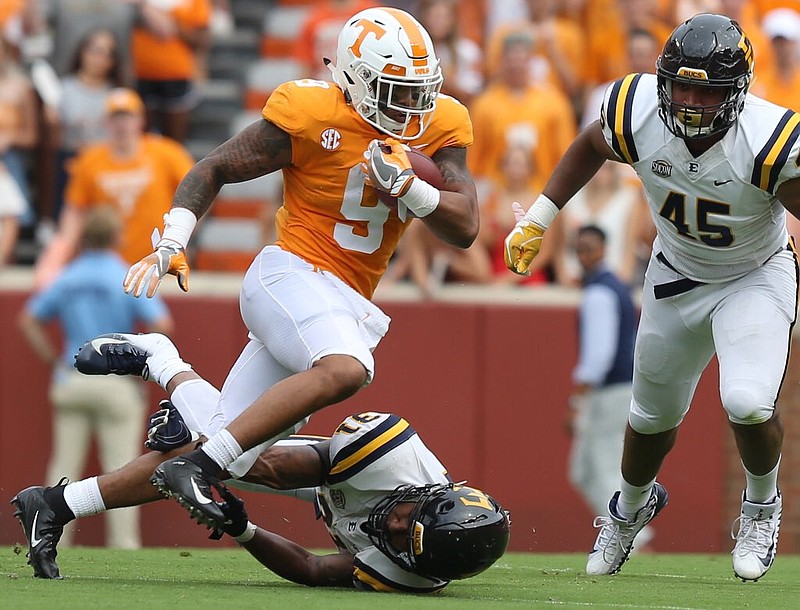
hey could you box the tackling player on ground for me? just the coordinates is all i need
[12,333,509,588]
[505,13,795,581]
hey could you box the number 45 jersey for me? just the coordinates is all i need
[315,412,451,593]
[263,80,472,299]
[600,72,800,283]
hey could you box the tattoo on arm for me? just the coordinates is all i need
[173,119,292,219]
[431,146,472,190]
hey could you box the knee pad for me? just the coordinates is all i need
[722,386,774,425]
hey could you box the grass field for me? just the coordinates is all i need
[2,546,799,609]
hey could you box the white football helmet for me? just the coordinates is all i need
[329,7,443,140]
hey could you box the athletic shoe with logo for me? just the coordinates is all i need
[74,333,150,378]
[586,482,669,576]
[731,491,782,582]
[151,457,226,530]
[11,482,68,579]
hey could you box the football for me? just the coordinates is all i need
[373,148,445,217]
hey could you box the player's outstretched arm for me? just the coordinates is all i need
[504,121,618,275]
[243,529,356,587]
[214,479,355,587]
[124,120,294,297]
[542,120,618,205]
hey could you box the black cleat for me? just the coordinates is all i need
[11,484,67,579]
[151,457,226,531]
[74,333,149,378]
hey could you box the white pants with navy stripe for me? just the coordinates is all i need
[630,247,797,433]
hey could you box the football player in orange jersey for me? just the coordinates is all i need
[120,7,479,529]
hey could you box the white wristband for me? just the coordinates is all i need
[158,208,197,250]
[235,521,257,544]
[398,177,440,218]
[522,194,560,230]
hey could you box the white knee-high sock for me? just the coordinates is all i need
[169,378,221,434]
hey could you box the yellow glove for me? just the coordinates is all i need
[123,241,190,298]
[503,221,546,275]
[363,137,416,197]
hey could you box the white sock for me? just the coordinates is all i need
[169,378,221,434]
[617,478,655,520]
[63,477,106,518]
[744,456,780,503]
[141,333,192,389]
[201,429,243,469]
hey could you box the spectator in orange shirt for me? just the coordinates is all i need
[470,30,577,196]
[485,0,586,105]
[131,0,211,142]
[294,0,377,81]
[750,8,800,112]
[35,88,195,288]
[583,0,672,89]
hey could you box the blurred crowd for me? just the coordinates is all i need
[2,0,800,295]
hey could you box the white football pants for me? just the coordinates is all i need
[630,247,797,433]
[173,245,391,477]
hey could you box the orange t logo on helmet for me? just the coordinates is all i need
[349,19,385,58]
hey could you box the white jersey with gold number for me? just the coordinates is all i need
[600,73,799,283]
[315,412,451,593]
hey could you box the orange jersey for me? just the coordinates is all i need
[65,134,194,263]
[131,0,211,80]
[263,80,472,299]
[469,81,577,192]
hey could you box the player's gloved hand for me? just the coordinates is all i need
[503,196,560,276]
[209,479,255,542]
[363,137,416,197]
[124,209,197,298]
[124,238,190,298]
[503,219,546,276]
[145,400,200,452]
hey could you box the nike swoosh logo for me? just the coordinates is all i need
[190,477,213,505]
[412,143,430,150]
[31,511,42,547]
[714,179,732,186]
[91,337,127,355]
[373,159,399,185]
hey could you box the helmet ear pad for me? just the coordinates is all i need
[655,13,753,139]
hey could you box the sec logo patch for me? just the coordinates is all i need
[320,128,342,151]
